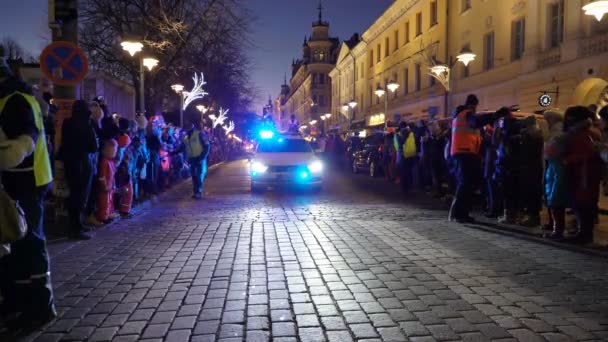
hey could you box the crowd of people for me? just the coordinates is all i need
[0,55,242,331]
[323,94,607,245]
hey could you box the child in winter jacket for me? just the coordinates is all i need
[96,139,118,223]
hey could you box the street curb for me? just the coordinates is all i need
[462,218,608,259]
[47,161,226,244]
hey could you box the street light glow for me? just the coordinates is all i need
[348,100,357,108]
[325,113,332,118]
[583,1,608,21]
[310,120,317,125]
[342,104,349,111]
[456,47,476,66]
[196,105,209,114]
[142,57,159,71]
[121,41,143,56]
[430,64,450,76]
[387,81,400,93]
[375,87,386,98]
[171,84,184,93]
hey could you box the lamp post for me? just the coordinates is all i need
[320,113,331,134]
[375,81,400,131]
[343,100,357,134]
[429,47,477,117]
[121,40,158,113]
[171,84,185,127]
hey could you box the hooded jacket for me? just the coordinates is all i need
[0,76,37,171]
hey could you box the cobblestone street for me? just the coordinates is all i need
[25,161,608,341]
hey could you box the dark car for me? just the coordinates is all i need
[351,132,385,177]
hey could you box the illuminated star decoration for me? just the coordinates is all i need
[183,72,208,111]
[213,107,229,129]
[223,120,235,135]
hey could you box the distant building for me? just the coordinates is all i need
[282,3,340,129]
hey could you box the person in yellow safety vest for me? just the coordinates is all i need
[449,94,509,223]
[0,55,56,332]
[394,122,417,193]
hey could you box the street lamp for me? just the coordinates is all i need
[171,84,185,127]
[142,57,159,71]
[120,41,143,56]
[583,1,608,21]
[456,47,476,67]
[375,81,399,130]
[343,101,357,133]
[121,39,158,113]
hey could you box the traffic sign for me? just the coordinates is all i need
[40,41,88,86]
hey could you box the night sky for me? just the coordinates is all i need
[0,0,393,112]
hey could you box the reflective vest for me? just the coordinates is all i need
[0,91,53,186]
[450,110,481,156]
[403,132,417,158]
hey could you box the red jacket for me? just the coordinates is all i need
[564,127,602,208]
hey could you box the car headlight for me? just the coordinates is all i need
[307,160,323,173]
[251,161,268,174]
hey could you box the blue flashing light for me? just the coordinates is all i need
[300,171,309,179]
[259,130,274,139]
[278,137,284,143]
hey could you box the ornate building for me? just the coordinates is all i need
[330,0,608,130]
[281,3,340,131]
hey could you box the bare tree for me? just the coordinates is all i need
[0,36,36,62]
[79,0,254,113]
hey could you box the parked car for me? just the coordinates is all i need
[351,132,385,177]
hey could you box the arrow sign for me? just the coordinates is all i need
[40,41,88,86]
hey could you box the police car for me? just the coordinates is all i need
[250,131,323,192]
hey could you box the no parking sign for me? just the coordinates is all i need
[40,41,88,86]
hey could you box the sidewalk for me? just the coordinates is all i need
[44,161,226,243]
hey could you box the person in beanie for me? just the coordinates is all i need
[182,119,210,199]
[0,54,56,330]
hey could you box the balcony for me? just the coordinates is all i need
[579,32,608,58]
[537,47,561,69]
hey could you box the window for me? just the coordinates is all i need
[403,68,409,94]
[319,95,325,106]
[511,18,525,61]
[484,31,495,70]
[312,73,318,84]
[360,63,364,78]
[319,74,325,84]
[385,37,389,57]
[462,0,471,12]
[377,44,381,62]
[369,51,374,67]
[313,95,318,104]
[430,1,438,26]
[414,64,421,91]
[369,86,373,107]
[394,30,399,51]
[405,22,410,43]
[416,12,422,36]
[548,0,564,48]
[376,83,380,104]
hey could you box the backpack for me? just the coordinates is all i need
[185,130,204,158]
